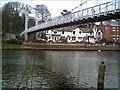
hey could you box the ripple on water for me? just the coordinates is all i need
[2,50,119,89]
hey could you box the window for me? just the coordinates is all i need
[112,30,116,35]
[73,31,75,34]
[55,37,56,40]
[69,37,71,40]
[112,26,116,29]
[67,37,71,40]
[62,31,64,34]
[98,32,101,35]
[72,37,76,40]
[79,31,81,34]
[54,31,57,34]
[113,38,116,41]
[78,37,82,40]
[118,38,120,42]
[90,32,93,35]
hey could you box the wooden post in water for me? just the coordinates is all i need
[97,61,105,90]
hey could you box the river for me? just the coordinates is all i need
[2,50,119,89]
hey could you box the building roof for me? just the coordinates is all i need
[97,20,120,26]
[93,25,103,33]
[109,20,120,26]
[51,25,93,33]
[57,25,79,32]
[80,28,91,33]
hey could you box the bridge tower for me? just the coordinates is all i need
[24,11,29,42]
[24,7,40,42]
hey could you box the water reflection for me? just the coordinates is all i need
[2,50,119,89]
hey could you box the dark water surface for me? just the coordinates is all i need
[2,50,119,89]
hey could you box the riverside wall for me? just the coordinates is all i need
[2,43,120,51]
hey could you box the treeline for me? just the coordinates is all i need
[2,2,25,35]
[2,2,51,36]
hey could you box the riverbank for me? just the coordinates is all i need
[2,43,120,51]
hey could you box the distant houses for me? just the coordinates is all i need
[68,27,94,43]
[95,20,120,42]
[35,20,120,44]
[92,25,103,41]
[36,26,98,43]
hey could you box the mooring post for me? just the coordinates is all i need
[97,61,105,90]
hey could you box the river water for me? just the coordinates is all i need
[2,50,119,89]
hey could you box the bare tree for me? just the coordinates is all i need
[34,4,51,22]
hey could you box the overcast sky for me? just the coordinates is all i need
[1,0,112,17]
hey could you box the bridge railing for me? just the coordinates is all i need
[24,0,120,34]
[72,0,119,19]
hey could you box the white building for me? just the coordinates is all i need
[41,26,96,43]
[45,29,61,42]
[70,28,95,43]
[92,25,103,41]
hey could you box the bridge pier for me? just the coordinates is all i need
[97,62,105,90]
[24,33,28,42]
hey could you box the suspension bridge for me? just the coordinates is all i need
[20,0,120,40]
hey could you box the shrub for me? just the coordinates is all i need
[114,41,120,45]
[96,39,114,45]
[2,39,22,45]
